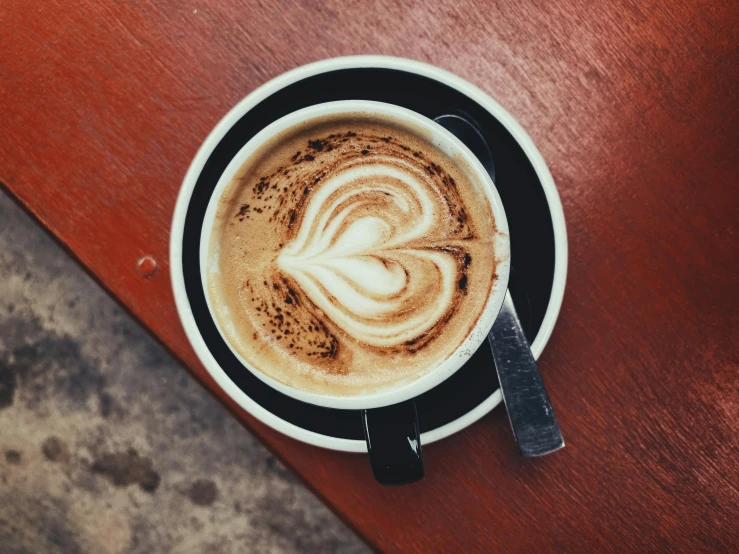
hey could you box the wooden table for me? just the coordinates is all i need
[2,1,737,551]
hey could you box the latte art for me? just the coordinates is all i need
[208,115,498,396]
[278,159,466,349]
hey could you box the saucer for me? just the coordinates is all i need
[171,56,567,452]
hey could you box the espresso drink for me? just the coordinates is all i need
[207,113,499,396]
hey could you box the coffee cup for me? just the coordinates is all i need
[187,99,510,484]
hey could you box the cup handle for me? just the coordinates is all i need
[361,400,424,485]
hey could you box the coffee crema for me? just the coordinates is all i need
[207,113,499,396]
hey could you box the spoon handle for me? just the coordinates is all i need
[488,291,564,456]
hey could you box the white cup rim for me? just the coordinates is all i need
[199,100,511,410]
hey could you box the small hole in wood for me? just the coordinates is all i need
[136,256,158,279]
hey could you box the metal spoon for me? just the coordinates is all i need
[435,114,564,457]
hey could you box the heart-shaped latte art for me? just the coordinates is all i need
[277,158,465,348]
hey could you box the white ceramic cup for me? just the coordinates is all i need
[199,100,510,410]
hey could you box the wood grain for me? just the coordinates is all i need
[1,0,737,551]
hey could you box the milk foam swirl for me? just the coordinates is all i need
[277,158,463,347]
[211,119,497,395]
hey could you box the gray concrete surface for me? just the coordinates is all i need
[0,190,369,554]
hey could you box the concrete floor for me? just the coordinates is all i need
[0,190,369,554]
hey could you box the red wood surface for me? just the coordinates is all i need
[2,1,737,551]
